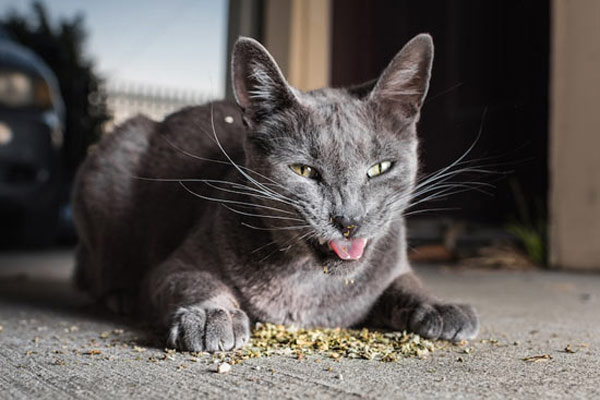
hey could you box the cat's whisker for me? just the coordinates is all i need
[387,108,511,219]
[398,207,461,219]
[407,181,495,203]
[202,180,298,208]
[178,181,295,216]
[281,231,312,251]
[406,110,489,197]
[258,231,313,263]
[241,222,311,232]
[161,134,228,165]
[413,159,499,189]
[250,239,279,254]
[399,184,493,214]
[220,204,305,222]
[388,180,488,210]
[404,188,472,209]
[131,175,298,214]
[413,168,498,195]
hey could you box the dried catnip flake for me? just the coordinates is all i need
[522,354,553,363]
[563,344,577,353]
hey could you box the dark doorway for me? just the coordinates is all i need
[331,0,549,227]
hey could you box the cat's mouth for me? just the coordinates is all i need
[316,238,368,261]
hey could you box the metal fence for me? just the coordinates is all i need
[103,81,211,132]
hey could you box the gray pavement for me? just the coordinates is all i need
[0,250,598,399]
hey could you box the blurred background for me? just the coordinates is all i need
[0,0,597,271]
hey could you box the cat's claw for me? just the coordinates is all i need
[401,302,479,342]
[167,305,250,352]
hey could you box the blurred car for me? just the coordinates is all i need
[0,33,65,246]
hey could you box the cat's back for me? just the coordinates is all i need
[73,100,245,301]
[74,100,245,229]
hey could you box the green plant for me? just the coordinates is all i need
[506,179,548,265]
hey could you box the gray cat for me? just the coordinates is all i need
[73,33,479,352]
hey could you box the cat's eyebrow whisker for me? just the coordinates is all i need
[424,82,464,104]
[410,109,487,190]
[178,181,295,215]
[220,204,305,222]
[394,109,507,214]
[208,105,299,204]
[161,128,298,200]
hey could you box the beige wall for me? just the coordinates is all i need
[264,0,331,91]
[550,0,600,269]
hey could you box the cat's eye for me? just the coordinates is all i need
[290,164,319,179]
[367,161,393,178]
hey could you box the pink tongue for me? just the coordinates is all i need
[328,238,367,260]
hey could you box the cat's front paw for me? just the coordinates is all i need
[167,305,250,352]
[401,303,479,341]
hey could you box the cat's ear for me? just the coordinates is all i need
[368,33,434,119]
[231,37,299,123]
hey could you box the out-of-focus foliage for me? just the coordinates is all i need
[2,1,109,176]
[506,179,548,266]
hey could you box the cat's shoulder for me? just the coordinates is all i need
[164,100,242,122]
[162,100,244,133]
[156,100,246,148]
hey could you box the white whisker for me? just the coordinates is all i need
[221,204,304,222]
[241,222,310,232]
[178,181,295,216]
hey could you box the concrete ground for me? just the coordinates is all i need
[0,250,598,399]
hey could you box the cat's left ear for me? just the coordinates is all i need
[368,33,434,119]
[231,37,299,124]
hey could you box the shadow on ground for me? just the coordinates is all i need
[0,249,599,399]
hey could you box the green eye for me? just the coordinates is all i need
[367,161,393,178]
[290,164,319,179]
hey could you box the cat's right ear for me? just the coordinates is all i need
[231,37,299,124]
[368,33,434,120]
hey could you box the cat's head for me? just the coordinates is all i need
[231,34,433,266]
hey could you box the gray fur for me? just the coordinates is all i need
[73,34,478,351]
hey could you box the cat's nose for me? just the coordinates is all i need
[331,215,360,238]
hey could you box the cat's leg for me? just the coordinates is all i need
[143,260,250,352]
[369,272,479,341]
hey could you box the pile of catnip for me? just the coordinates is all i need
[211,323,440,365]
